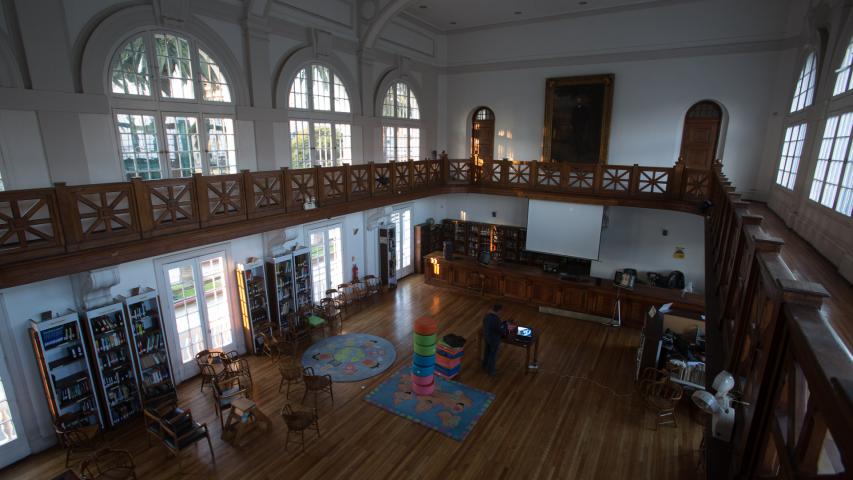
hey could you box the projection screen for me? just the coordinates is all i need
[525,200,604,260]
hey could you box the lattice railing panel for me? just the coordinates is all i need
[601,167,631,192]
[507,163,531,186]
[637,169,669,195]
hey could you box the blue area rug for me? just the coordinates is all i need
[302,333,396,382]
[364,366,495,441]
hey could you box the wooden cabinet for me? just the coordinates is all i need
[587,291,616,318]
[503,275,528,301]
[528,279,559,306]
[559,285,587,311]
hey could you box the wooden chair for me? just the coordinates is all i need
[283,311,312,354]
[142,397,183,448]
[351,280,368,306]
[302,367,334,409]
[255,322,286,360]
[158,409,215,471]
[212,374,252,429]
[54,412,103,468]
[324,289,341,309]
[336,283,355,314]
[219,351,252,384]
[280,404,320,452]
[364,274,381,300]
[320,298,343,335]
[195,350,220,392]
[79,448,137,479]
[278,357,304,398]
[303,305,328,339]
[639,374,684,429]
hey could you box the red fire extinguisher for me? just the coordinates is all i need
[352,263,359,282]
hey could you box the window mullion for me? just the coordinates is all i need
[834,129,853,210]
[155,111,170,179]
[307,67,313,111]
[200,114,209,176]
[191,38,204,105]
[145,33,161,104]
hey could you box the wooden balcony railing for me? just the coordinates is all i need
[706,165,852,478]
[0,158,711,287]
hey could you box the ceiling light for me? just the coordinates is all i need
[450,21,457,25]
[418,4,427,8]
[514,11,522,15]
[579,1,588,4]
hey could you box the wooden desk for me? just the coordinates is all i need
[424,253,704,329]
[477,331,540,373]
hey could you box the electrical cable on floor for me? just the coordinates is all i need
[534,368,636,398]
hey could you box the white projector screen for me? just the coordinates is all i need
[525,200,604,260]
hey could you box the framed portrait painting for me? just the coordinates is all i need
[542,74,614,164]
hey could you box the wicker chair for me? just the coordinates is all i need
[79,449,137,479]
[364,274,381,299]
[219,351,252,384]
[281,404,321,452]
[255,322,286,360]
[278,357,304,398]
[53,412,103,468]
[302,367,334,409]
[194,350,220,392]
[283,311,312,354]
[320,298,343,335]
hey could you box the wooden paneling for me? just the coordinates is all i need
[502,275,529,301]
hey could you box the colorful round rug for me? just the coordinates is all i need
[302,333,397,382]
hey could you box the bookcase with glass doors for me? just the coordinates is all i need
[29,310,103,429]
[120,289,176,406]
[81,301,142,427]
[236,259,272,354]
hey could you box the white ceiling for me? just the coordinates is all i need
[403,0,695,32]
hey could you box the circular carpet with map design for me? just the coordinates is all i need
[301,333,397,382]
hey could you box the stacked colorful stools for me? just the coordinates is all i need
[412,317,438,396]
[435,339,464,380]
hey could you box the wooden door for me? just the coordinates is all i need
[679,101,722,170]
[472,108,495,161]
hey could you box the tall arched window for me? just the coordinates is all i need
[110,32,236,179]
[288,64,352,169]
[790,52,817,112]
[471,107,495,161]
[833,37,853,95]
[381,81,420,162]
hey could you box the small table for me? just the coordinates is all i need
[222,398,271,446]
[478,330,539,373]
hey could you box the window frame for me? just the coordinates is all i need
[807,110,853,218]
[383,126,421,162]
[288,120,353,169]
[790,51,818,113]
[774,122,808,192]
[381,81,421,120]
[380,81,422,163]
[113,109,238,179]
[287,63,351,114]
[109,31,234,106]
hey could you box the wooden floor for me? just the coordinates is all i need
[747,203,853,350]
[1,276,703,480]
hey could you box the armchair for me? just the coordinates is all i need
[159,409,215,471]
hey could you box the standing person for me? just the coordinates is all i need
[482,304,503,376]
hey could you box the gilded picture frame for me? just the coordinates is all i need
[542,74,615,164]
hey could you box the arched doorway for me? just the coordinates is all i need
[471,107,495,161]
[678,101,723,169]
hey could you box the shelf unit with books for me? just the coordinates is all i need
[236,259,272,354]
[82,301,142,427]
[121,289,176,407]
[292,247,313,311]
[29,310,103,429]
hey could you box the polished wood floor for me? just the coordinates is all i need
[747,203,853,350]
[1,276,703,480]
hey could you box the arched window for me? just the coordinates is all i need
[288,64,352,169]
[790,52,817,112]
[471,107,495,161]
[109,32,236,179]
[833,37,853,95]
[809,113,853,216]
[381,81,420,162]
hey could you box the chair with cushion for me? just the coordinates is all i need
[212,374,252,429]
[280,404,320,452]
[79,448,137,479]
[304,306,328,339]
[302,367,334,409]
[54,412,103,468]
[336,283,356,314]
[638,373,684,429]
[143,399,184,448]
[158,409,215,471]
[218,351,252,384]
[283,311,312,354]
[278,356,304,398]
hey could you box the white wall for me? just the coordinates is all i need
[443,50,781,192]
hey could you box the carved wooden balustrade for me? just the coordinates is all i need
[0,158,709,287]
[706,165,851,478]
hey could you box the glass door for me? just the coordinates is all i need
[391,206,413,278]
[309,225,344,303]
[163,252,236,380]
[0,341,28,468]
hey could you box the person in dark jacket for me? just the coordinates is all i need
[482,304,503,375]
